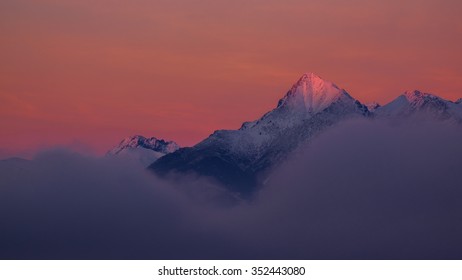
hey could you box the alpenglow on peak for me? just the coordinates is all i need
[277,73,353,114]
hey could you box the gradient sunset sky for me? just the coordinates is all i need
[1,0,461,158]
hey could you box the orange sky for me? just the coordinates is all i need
[1,0,461,158]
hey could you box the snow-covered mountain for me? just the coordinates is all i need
[375,90,462,123]
[150,73,370,194]
[108,135,179,166]
[149,73,462,195]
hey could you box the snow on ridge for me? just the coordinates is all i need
[403,90,446,103]
[109,135,180,155]
[375,89,462,122]
[106,135,180,167]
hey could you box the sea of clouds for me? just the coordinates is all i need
[1,120,462,259]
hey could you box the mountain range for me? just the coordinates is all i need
[110,73,462,195]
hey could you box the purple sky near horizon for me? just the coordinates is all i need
[1,0,461,158]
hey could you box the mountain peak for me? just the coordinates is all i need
[456,98,462,104]
[297,72,324,82]
[109,135,180,155]
[278,73,352,114]
[401,90,449,107]
[291,72,336,91]
[375,90,462,121]
[403,90,431,101]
